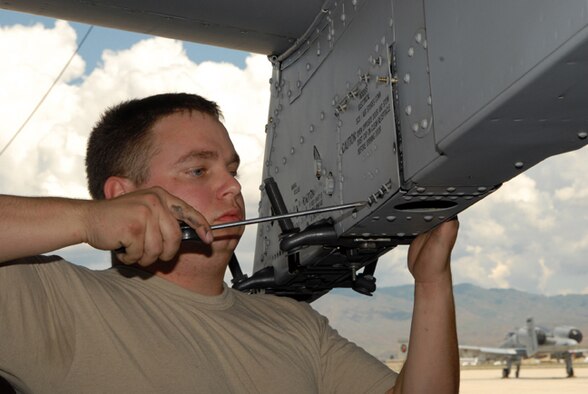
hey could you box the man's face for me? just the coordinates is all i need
[140,110,245,251]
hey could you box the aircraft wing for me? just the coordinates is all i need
[459,345,522,361]
[0,0,322,55]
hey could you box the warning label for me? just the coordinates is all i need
[341,93,391,156]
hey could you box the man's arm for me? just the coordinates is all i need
[390,219,460,394]
[0,188,211,265]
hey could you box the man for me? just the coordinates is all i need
[0,93,459,393]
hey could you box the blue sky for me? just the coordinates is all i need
[1,9,250,70]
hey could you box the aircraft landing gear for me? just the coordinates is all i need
[564,353,574,377]
[502,360,512,378]
[502,367,510,378]
[502,359,521,378]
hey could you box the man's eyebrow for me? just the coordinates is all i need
[174,150,218,165]
[174,150,241,166]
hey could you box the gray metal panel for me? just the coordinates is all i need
[254,0,400,280]
[1,0,325,54]
[252,0,588,295]
[403,0,588,186]
[426,0,588,141]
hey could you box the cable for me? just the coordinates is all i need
[0,25,94,157]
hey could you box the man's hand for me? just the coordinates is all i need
[84,187,212,266]
[407,218,459,284]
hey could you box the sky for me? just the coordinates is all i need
[1,9,588,296]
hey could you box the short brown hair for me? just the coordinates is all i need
[85,93,221,199]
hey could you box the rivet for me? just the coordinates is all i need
[578,131,588,140]
[406,216,412,221]
[299,137,305,144]
[427,96,432,105]
[405,105,412,115]
[306,63,311,71]
[420,119,429,129]
[446,187,456,192]
[274,167,279,174]
[416,187,426,193]
[372,216,380,221]
[282,157,287,164]
[415,32,422,43]
[408,47,414,57]
[397,232,406,237]
[386,216,396,222]
[424,215,434,222]
[514,161,524,169]
[412,123,419,132]
[477,186,487,192]
[403,73,411,83]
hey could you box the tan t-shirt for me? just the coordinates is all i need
[0,256,397,393]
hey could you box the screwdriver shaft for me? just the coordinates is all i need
[210,201,366,230]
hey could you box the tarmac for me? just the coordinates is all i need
[459,364,588,394]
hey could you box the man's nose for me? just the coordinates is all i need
[218,171,242,198]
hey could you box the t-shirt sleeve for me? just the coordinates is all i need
[301,303,398,393]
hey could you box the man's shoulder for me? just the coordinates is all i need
[229,289,319,318]
[0,254,103,285]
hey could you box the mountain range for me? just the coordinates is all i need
[311,283,588,361]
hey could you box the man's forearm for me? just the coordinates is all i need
[0,195,88,262]
[394,276,459,393]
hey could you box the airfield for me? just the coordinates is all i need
[386,362,587,393]
[460,364,588,393]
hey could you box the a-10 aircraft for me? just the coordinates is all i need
[459,318,586,378]
[4,0,588,301]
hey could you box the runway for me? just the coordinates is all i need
[460,364,588,394]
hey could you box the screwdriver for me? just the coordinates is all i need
[115,201,366,252]
[179,200,366,241]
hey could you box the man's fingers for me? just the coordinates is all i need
[169,203,213,244]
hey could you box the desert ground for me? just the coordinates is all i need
[460,364,587,393]
[386,361,587,393]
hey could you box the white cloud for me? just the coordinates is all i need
[0,20,271,276]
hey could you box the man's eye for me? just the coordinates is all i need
[188,168,205,177]
[230,170,239,179]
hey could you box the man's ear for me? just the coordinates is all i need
[103,176,135,199]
